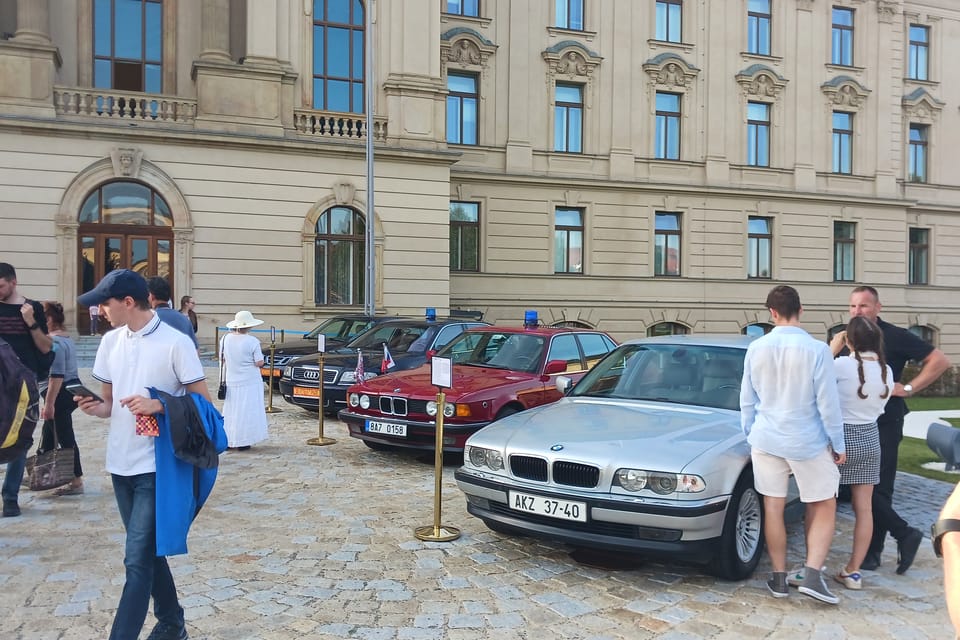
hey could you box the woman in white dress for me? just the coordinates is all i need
[220,310,269,449]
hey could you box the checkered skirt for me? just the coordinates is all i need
[838,421,881,485]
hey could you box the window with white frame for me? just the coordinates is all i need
[654,212,681,276]
[908,25,929,81]
[747,217,772,279]
[554,208,584,274]
[554,84,584,153]
[908,227,929,285]
[833,221,855,282]
[446,72,478,145]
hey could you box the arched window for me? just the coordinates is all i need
[909,324,936,346]
[742,323,773,337]
[315,206,365,306]
[827,324,846,341]
[312,0,365,113]
[647,322,689,337]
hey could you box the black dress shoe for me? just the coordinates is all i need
[860,551,881,571]
[2,501,20,517]
[896,527,924,575]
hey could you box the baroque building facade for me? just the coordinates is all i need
[0,0,957,360]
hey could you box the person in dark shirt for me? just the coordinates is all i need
[147,277,198,350]
[0,262,53,517]
[831,285,951,574]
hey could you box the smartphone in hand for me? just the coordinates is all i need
[66,382,104,404]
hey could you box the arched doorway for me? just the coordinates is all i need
[77,180,174,333]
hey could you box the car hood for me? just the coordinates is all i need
[357,365,538,398]
[470,397,743,470]
[289,348,385,368]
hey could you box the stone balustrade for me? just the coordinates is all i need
[293,108,388,141]
[54,87,197,124]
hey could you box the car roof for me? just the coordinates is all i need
[364,317,490,329]
[463,325,611,337]
[621,334,757,349]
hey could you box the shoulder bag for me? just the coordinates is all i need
[27,427,75,492]
[217,336,227,400]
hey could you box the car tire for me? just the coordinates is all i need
[363,440,395,452]
[495,405,521,420]
[709,470,764,581]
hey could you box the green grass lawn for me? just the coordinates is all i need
[900,396,960,482]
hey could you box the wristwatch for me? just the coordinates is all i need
[27,322,39,331]
[931,518,960,557]
[903,384,914,396]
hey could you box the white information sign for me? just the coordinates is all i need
[431,356,452,388]
[270,325,276,343]
[317,334,326,353]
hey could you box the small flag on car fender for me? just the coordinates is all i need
[355,349,364,384]
[382,344,396,373]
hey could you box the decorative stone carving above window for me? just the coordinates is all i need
[821,76,871,111]
[110,147,144,178]
[902,88,944,124]
[642,53,699,91]
[876,0,899,23]
[542,41,602,107]
[735,64,788,100]
[441,27,497,76]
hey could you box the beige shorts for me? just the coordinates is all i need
[752,447,840,503]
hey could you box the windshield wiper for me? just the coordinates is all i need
[465,362,509,369]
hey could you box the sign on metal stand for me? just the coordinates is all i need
[414,356,460,542]
[265,325,282,414]
[307,334,336,446]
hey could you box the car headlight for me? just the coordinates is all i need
[614,468,705,494]
[282,366,293,378]
[426,401,437,416]
[349,393,359,407]
[466,445,503,470]
[426,402,457,417]
[359,394,371,409]
[341,371,378,384]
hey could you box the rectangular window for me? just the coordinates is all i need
[747,102,770,167]
[445,0,479,17]
[833,221,856,282]
[554,84,583,153]
[832,111,853,174]
[908,124,928,183]
[909,228,929,285]
[908,25,929,80]
[446,72,478,145]
[747,0,771,55]
[655,92,681,160]
[450,202,480,271]
[555,0,584,31]
[654,213,681,276]
[94,0,163,92]
[831,7,854,66]
[747,217,772,279]
[655,0,682,43]
[554,208,584,274]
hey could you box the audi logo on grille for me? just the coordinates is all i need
[302,370,320,380]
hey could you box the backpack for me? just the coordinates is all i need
[0,337,39,464]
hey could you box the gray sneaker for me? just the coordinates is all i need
[767,572,789,598]
[786,566,805,587]
[798,567,840,605]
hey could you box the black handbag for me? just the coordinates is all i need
[217,338,227,400]
[27,427,75,492]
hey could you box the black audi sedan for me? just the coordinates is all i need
[260,314,402,384]
[279,315,489,415]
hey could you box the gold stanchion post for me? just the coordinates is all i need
[307,338,335,446]
[265,326,282,414]
[415,356,460,542]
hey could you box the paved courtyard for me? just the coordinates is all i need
[0,371,955,639]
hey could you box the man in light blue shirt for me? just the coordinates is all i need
[741,285,846,604]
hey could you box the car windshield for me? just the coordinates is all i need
[570,343,746,411]
[305,318,373,341]
[349,324,436,354]
[436,331,546,374]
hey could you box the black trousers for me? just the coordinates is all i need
[868,413,911,555]
[38,386,82,478]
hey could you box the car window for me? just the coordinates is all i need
[437,331,545,373]
[306,318,349,340]
[576,333,613,369]
[572,344,746,411]
[344,319,374,340]
[432,324,464,350]
[353,324,426,349]
[546,334,582,373]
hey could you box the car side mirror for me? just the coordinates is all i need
[544,360,568,375]
[425,349,437,361]
[555,375,572,394]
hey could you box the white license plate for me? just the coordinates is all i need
[366,420,407,437]
[508,491,587,522]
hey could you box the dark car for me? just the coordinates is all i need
[260,315,401,383]
[339,325,617,453]
[279,316,489,415]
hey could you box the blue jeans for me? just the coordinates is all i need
[1,451,27,505]
[109,473,184,640]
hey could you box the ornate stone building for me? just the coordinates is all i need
[0,0,957,360]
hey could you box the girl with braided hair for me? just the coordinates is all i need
[831,316,893,590]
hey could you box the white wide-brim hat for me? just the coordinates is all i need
[226,310,264,329]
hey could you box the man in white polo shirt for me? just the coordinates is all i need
[76,269,209,640]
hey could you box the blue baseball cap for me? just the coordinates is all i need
[78,269,150,307]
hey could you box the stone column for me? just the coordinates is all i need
[245,0,281,66]
[13,0,51,44]
[200,0,232,62]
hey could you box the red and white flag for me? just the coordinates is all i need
[382,344,396,373]
[354,349,365,384]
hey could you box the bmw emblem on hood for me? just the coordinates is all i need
[550,444,564,451]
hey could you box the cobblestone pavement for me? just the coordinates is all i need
[0,371,955,639]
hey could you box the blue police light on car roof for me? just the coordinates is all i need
[524,310,538,329]
[425,307,437,322]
